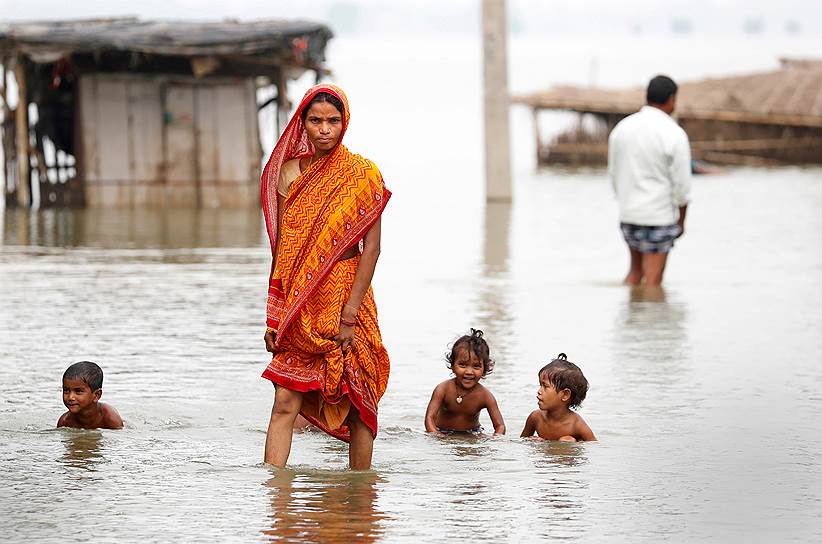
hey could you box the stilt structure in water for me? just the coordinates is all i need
[515,58,822,168]
[0,18,332,208]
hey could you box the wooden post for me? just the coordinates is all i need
[533,107,542,166]
[276,72,290,136]
[14,57,30,207]
[1,57,9,205]
[482,0,512,202]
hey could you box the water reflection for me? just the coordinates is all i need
[477,201,515,358]
[527,440,589,538]
[59,430,104,471]
[530,439,590,469]
[262,470,387,543]
[1,207,264,249]
[614,286,689,363]
[610,286,691,417]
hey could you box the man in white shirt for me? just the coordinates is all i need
[608,75,692,287]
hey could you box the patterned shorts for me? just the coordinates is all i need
[620,223,682,254]
[437,425,484,436]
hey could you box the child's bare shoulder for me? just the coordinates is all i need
[478,384,497,401]
[572,412,595,440]
[527,409,545,421]
[56,411,72,428]
[100,403,124,429]
[433,379,453,392]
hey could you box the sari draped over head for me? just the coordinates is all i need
[260,84,391,442]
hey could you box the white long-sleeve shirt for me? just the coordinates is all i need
[608,105,692,226]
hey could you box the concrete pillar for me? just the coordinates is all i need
[482,0,512,202]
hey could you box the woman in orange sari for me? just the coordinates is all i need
[260,84,391,470]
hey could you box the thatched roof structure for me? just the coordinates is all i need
[0,17,333,76]
[515,58,822,129]
[515,58,822,167]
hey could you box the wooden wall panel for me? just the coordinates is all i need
[95,80,130,181]
[164,84,197,186]
[127,80,163,183]
[214,84,248,183]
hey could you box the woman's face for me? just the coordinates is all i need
[303,101,343,155]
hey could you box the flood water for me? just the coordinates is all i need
[3,34,822,543]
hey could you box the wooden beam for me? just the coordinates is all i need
[690,137,822,152]
[276,71,289,135]
[1,56,9,204]
[14,57,29,207]
[513,96,822,129]
[699,151,785,167]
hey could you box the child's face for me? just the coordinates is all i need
[452,347,484,390]
[62,378,101,413]
[536,374,570,411]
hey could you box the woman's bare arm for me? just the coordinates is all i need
[484,391,506,435]
[334,218,381,352]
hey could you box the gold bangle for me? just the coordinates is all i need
[344,303,359,313]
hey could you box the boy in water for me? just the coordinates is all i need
[521,353,595,442]
[58,361,123,429]
[424,329,505,436]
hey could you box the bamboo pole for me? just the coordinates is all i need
[14,57,30,207]
[482,0,512,202]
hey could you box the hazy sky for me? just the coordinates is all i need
[1,0,820,37]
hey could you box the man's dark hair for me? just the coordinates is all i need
[646,75,678,105]
[538,353,588,409]
[300,91,345,122]
[63,361,103,391]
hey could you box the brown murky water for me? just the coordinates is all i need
[3,163,821,542]
[3,35,822,543]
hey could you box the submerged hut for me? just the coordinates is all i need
[0,18,332,208]
[515,58,822,168]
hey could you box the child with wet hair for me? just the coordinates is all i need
[424,329,505,436]
[58,361,123,429]
[521,353,595,442]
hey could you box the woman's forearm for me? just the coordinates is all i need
[343,246,379,317]
[342,219,382,320]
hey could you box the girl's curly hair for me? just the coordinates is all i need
[445,328,494,376]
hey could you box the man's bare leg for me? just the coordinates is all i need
[347,408,374,470]
[264,386,303,467]
[642,252,669,287]
[624,247,643,285]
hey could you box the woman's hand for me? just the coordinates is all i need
[264,330,277,354]
[332,323,356,354]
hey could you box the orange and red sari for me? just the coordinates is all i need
[260,84,391,442]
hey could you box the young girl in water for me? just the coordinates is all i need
[424,329,505,436]
[520,353,596,442]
